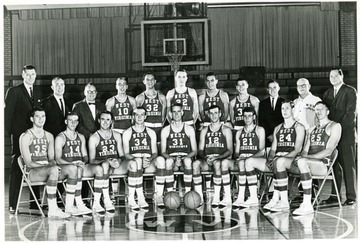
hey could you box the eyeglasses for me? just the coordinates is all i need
[87,90,97,94]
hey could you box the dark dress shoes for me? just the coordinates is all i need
[320,196,339,205]
[343,199,356,206]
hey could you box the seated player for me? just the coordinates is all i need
[19,106,70,218]
[105,77,137,134]
[122,107,165,210]
[159,103,197,200]
[239,101,305,210]
[88,111,125,213]
[283,101,341,215]
[55,112,104,215]
[224,107,266,207]
[193,105,233,207]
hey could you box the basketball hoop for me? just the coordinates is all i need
[167,53,184,72]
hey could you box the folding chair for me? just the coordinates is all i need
[311,149,341,207]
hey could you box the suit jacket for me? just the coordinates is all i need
[323,84,357,140]
[72,99,106,140]
[4,83,41,155]
[259,96,285,147]
[42,95,70,137]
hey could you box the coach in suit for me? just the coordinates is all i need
[322,68,357,206]
[258,80,285,147]
[42,77,70,137]
[4,65,42,212]
[72,83,106,141]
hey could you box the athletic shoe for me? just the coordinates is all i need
[219,198,232,207]
[77,203,92,215]
[138,198,149,209]
[48,207,71,218]
[128,199,140,210]
[9,207,16,214]
[292,203,314,216]
[270,200,289,212]
[211,197,220,207]
[92,203,106,214]
[104,199,115,212]
[155,196,165,208]
[232,198,244,208]
[65,205,82,216]
[238,197,259,208]
[263,198,279,211]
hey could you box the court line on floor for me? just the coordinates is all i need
[316,211,354,239]
[18,219,42,241]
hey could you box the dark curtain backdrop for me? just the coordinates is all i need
[11,5,339,75]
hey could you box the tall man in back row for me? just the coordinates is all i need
[230,79,260,131]
[106,77,137,134]
[166,69,199,126]
[198,72,230,127]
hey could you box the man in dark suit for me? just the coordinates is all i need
[42,77,69,137]
[5,65,42,213]
[322,68,357,206]
[72,83,106,141]
[258,80,285,147]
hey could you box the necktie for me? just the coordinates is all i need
[271,98,275,110]
[334,89,338,98]
[59,98,64,116]
[29,87,33,99]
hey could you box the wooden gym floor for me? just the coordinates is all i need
[2,169,358,241]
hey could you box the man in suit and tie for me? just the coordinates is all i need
[72,83,106,141]
[5,65,42,213]
[42,77,69,137]
[258,80,285,147]
[322,68,357,206]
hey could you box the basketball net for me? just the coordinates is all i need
[167,53,183,72]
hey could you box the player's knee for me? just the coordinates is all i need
[274,157,286,171]
[244,158,253,171]
[128,160,137,172]
[68,165,78,178]
[183,158,192,168]
[155,156,165,168]
[165,158,174,170]
[49,166,59,180]
[102,161,110,172]
[296,158,309,172]
[93,165,104,177]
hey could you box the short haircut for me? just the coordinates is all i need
[31,106,45,117]
[330,67,343,76]
[116,77,128,84]
[315,101,330,110]
[206,72,217,79]
[133,107,147,115]
[51,77,64,86]
[171,103,183,111]
[267,79,279,87]
[66,111,79,120]
[84,82,96,92]
[236,78,248,85]
[281,100,295,108]
[243,106,256,115]
[207,104,222,112]
[23,65,36,72]
[175,69,187,75]
[98,111,114,120]
[143,72,156,80]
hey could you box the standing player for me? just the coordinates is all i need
[198,72,230,127]
[122,107,165,209]
[160,104,197,199]
[239,101,305,210]
[223,107,266,207]
[106,77,137,134]
[55,112,104,215]
[193,105,233,206]
[135,73,167,144]
[285,102,341,215]
[166,69,199,126]
[19,106,70,218]
[88,111,124,213]
[230,79,260,131]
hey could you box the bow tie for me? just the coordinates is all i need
[88,102,95,105]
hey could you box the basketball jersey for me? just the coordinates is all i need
[111,96,133,130]
[275,122,297,154]
[203,90,225,122]
[204,125,227,156]
[28,130,49,162]
[142,92,163,125]
[167,124,191,156]
[308,122,332,155]
[61,132,83,162]
[239,126,260,155]
[170,88,194,122]
[128,127,152,157]
[233,96,253,128]
[95,131,118,160]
